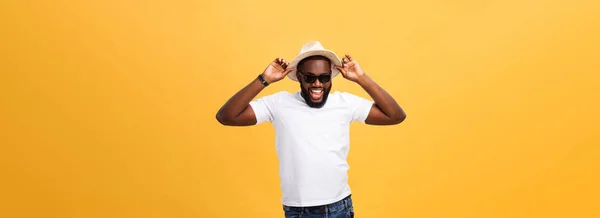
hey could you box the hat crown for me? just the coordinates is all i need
[299,41,325,54]
[287,41,341,81]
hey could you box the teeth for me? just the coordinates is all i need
[311,90,322,93]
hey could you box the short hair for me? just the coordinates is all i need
[297,55,331,71]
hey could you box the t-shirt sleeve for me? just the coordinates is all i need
[341,92,374,123]
[248,92,280,124]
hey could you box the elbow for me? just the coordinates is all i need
[392,113,406,125]
[216,112,233,126]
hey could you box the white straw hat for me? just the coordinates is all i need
[287,41,342,81]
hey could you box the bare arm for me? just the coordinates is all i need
[216,58,292,126]
[356,74,406,125]
[215,78,266,126]
[335,54,406,125]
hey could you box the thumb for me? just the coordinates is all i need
[284,66,294,75]
[334,65,346,74]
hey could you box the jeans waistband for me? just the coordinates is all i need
[283,195,352,213]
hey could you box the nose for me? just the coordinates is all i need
[312,79,322,86]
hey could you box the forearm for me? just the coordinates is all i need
[357,74,405,120]
[216,77,265,120]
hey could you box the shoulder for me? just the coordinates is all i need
[331,91,373,108]
[334,91,368,102]
[267,91,294,100]
[255,91,295,103]
[335,91,357,97]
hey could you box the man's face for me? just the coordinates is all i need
[296,58,332,108]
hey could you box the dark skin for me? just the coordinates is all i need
[297,57,333,108]
[216,55,406,126]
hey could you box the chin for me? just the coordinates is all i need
[301,91,329,108]
[300,83,332,108]
[308,100,325,108]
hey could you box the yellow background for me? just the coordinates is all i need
[1,0,599,217]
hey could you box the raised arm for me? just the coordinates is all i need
[216,58,292,126]
[335,54,406,125]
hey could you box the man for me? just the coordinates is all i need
[216,41,406,217]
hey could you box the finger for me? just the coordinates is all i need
[336,66,348,79]
[335,65,346,74]
[346,54,353,61]
[283,66,294,74]
[273,59,281,67]
[276,58,286,67]
[273,59,285,69]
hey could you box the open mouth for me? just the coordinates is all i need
[309,87,324,101]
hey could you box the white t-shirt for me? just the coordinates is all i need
[249,90,374,207]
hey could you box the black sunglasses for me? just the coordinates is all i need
[299,72,331,83]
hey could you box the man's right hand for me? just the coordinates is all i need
[216,58,293,126]
[262,58,293,83]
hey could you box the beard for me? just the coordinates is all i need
[300,83,332,108]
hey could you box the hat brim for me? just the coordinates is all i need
[286,50,343,82]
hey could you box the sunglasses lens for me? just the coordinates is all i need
[304,75,317,83]
[319,75,331,83]
[302,74,331,83]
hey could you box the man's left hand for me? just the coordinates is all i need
[334,54,366,83]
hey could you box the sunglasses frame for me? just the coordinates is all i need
[298,72,332,84]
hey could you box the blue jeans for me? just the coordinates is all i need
[282,195,354,218]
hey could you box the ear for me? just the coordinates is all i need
[295,71,300,81]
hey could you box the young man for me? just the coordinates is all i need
[216,41,406,217]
